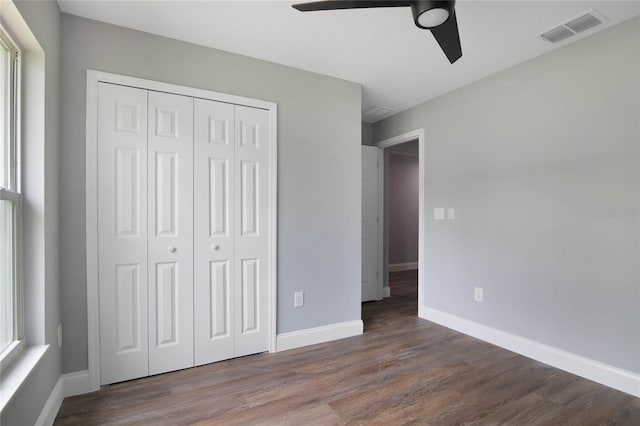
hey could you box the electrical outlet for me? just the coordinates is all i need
[294,291,304,308]
[448,207,455,220]
[474,287,484,302]
[57,324,63,348]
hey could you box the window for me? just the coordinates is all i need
[0,26,20,358]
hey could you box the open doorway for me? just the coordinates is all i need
[384,140,419,314]
[361,129,425,325]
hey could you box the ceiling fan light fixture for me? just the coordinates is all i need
[417,8,449,28]
[411,0,455,29]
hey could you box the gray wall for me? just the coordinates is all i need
[373,17,640,373]
[60,14,361,373]
[362,121,373,145]
[388,153,419,265]
[1,1,62,425]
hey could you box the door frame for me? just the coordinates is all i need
[85,70,278,391]
[374,129,425,314]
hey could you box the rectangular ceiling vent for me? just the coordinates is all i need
[539,9,608,44]
[565,12,604,33]
[540,26,574,43]
[363,105,394,122]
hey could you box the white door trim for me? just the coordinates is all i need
[374,129,424,309]
[85,70,278,392]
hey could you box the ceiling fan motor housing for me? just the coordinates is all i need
[411,0,456,29]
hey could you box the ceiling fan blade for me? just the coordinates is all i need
[430,11,462,64]
[293,1,411,12]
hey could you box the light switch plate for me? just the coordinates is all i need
[434,208,445,220]
[474,287,484,302]
[448,208,455,220]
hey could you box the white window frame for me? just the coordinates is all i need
[0,23,23,370]
[0,1,49,414]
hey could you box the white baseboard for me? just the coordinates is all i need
[383,286,391,298]
[63,370,91,397]
[35,376,63,426]
[277,320,363,352]
[34,370,93,426]
[420,306,640,397]
[389,262,418,272]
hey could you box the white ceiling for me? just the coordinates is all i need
[57,0,640,122]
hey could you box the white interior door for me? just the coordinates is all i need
[362,146,381,302]
[193,99,236,365]
[147,91,194,375]
[94,76,274,385]
[234,105,270,357]
[98,83,149,385]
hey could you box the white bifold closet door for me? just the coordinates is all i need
[193,99,235,364]
[147,91,194,375]
[98,85,195,383]
[193,99,270,366]
[98,82,270,385]
[97,83,150,385]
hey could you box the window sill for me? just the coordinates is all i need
[0,344,49,413]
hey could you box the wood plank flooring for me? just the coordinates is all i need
[55,270,639,425]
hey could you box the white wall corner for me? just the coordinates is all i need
[63,370,91,397]
[34,376,63,426]
[276,320,363,352]
[420,306,640,397]
[388,262,418,272]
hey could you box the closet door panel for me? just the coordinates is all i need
[97,83,149,385]
[234,105,270,357]
[148,91,194,375]
[193,99,236,365]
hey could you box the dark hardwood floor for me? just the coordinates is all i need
[55,270,639,425]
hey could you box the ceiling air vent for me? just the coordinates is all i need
[540,26,574,43]
[565,12,604,33]
[539,9,608,44]
[363,105,394,122]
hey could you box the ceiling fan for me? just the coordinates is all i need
[292,0,463,64]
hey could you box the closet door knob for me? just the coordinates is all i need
[212,244,220,250]
[168,246,177,253]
